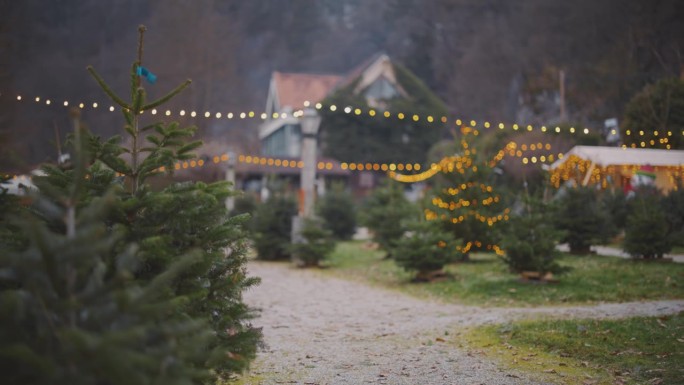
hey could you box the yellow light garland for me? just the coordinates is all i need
[12,90,684,141]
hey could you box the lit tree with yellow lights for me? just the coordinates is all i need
[424,127,509,259]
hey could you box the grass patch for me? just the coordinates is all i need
[466,313,684,384]
[325,241,684,306]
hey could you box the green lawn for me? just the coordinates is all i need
[466,313,684,385]
[324,241,684,307]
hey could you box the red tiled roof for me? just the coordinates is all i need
[273,72,343,110]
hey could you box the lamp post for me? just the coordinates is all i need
[224,151,236,211]
[299,107,321,218]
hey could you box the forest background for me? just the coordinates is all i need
[1,0,682,169]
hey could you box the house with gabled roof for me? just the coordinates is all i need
[259,53,408,159]
[260,72,342,158]
[251,53,446,200]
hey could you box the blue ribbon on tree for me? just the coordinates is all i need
[136,65,157,84]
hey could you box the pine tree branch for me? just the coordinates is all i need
[86,66,130,109]
[140,122,162,132]
[143,79,192,111]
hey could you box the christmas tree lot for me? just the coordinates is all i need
[0,26,260,383]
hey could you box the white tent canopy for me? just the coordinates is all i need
[546,145,684,189]
[548,146,684,170]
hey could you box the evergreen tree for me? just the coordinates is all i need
[623,189,673,259]
[252,192,298,261]
[289,217,336,268]
[0,175,24,250]
[602,188,629,235]
[392,219,460,281]
[424,127,510,259]
[661,187,684,248]
[555,185,613,254]
[230,193,258,217]
[500,194,563,275]
[316,183,356,240]
[360,178,417,257]
[0,123,214,384]
[83,26,260,379]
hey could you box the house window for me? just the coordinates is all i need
[262,127,287,157]
[364,77,399,101]
[262,124,302,158]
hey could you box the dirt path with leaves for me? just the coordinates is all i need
[240,262,684,385]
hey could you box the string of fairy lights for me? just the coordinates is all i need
[438,239,505,256]
[5,91,575,182]
[3,139,560,182]
[4,91,683,192]
[6,91,684,150]
[7,92,682,256]
[387,136,567,183]
[4,119,613,190]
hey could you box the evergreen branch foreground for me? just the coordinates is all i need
[0,26,260,384]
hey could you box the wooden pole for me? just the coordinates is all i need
[559,69,567,122]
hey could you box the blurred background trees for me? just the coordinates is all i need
[2,0,682,170]
[621,78,684,150]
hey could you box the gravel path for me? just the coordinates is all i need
[241,262,684,385]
